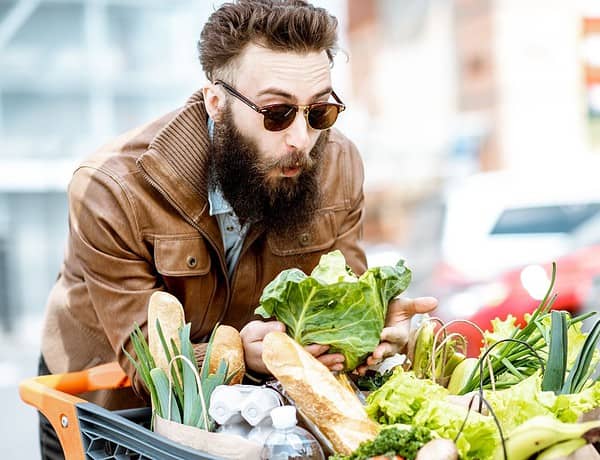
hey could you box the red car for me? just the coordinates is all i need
[446,244,600,356]
[429,176,600,356]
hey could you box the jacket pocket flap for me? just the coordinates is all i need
[268,212,336,256]
[155,236,211,276]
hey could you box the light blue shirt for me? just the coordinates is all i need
[208,185,251,278]
[207,118,251,277]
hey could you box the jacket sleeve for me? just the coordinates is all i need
[329,137,368,275]
[68,164,163,399]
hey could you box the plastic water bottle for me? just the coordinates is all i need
[260,406,324,460]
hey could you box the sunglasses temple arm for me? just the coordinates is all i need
[215,80,262,113]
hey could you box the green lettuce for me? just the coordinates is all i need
[366,368,498,459]
[366,368,448,425]
[414,400,498,460]
[553,381,600,422]
[484,374,556,433]
[255,250,411,370]
[485,372,600,427]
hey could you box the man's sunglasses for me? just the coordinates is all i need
[214,80,345,132]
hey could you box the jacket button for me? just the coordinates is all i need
[186,255,197,268]
[299,233,310,246]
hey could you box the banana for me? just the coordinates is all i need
[493,416,600,460]
[535,438,587,460]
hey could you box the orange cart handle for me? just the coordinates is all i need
[19,362,131,460]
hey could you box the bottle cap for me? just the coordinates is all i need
[270,405,297,430]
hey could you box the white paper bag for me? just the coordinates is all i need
[154,414,262,460]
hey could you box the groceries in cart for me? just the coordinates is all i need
[124,254,600,460]
[20,251,600,459]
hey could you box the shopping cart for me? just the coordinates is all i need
[19,362,222,460]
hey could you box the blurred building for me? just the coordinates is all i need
[0,0,212,331]
[343,0,600,287]
[453,0,588,172]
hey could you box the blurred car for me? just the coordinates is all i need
[437,210,600,356]
[428,168,600,355]
[436,169,600,284]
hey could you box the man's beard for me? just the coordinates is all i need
[210,106,328,237]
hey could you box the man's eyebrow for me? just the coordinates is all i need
[256,86,333,101]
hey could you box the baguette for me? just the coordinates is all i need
[208,325,245,385]
[147,291,185,375]
[262,331,379,455]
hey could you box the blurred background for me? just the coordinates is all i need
[2,0,600,456]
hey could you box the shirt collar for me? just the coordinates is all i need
[208,183,233,216]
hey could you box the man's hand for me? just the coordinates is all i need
[356,296,438,375]
[240,320,285,374]
[304,344,345,372]
[240,320,346,374]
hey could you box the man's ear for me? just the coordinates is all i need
[202,84,227,122]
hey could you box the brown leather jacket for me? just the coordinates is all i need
[41,91,366,408]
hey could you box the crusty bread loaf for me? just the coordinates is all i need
[147,291,185,375]
[209,325,245,385]
[262,332,379,455]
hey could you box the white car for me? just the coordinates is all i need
[439,169,600,282]
[432,167,600,320]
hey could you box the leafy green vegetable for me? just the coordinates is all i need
[255,250,411,370]
[541,311,568,392]
[365,368,498,460]
[124,320,230,432]
[484,372,600,432]
[413,399,497,460]
[562,317,600,394]
[366,368,448,425]
[411,320,436,379]
[459,266,559,393]
[356,369,394,391]
[484,373,556,434]
[330,425,433,460]
[150,367,181,423]
[553,381,600,422]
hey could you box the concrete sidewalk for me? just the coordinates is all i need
[0,316,43,459]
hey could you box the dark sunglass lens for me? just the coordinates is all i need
[263,105,296,131]
[308,104,339,130]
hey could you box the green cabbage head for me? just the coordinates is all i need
[255,250,411,370]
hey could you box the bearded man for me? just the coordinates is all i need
[38,0,436,458]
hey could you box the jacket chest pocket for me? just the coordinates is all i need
[154,236,219,336]
[154,236,211,276]
[267,212,336,256]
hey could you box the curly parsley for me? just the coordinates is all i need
[329,425,433,460]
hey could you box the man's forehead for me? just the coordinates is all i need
[234,43,332,98]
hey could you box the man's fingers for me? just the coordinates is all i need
[245,341,269,374]
[389,296,438,316]
[303,343,344,371]
[316,352,345,371]
[380,325,407,343]
[411,296,438,314]
[385,297,438,329]
[369,342,396,363]
[355,364,368,376]
[240,320,285,343]
[304,343,330,357]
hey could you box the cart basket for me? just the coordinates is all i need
[19,362,224,460]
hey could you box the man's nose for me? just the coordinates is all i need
[285,109,311,152]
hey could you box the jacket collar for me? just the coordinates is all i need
[136,91,225,247]
[137,91,276,257]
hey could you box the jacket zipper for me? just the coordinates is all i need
[224,225,264,323]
